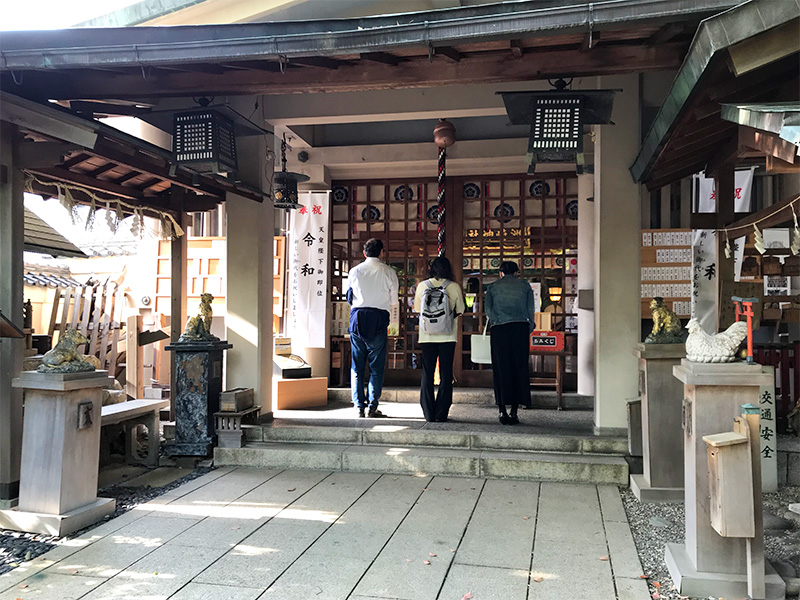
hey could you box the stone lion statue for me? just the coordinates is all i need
[38,329,95,373]
[645,297,685,344]
[180,293,219,342]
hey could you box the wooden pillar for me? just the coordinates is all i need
[714,163,736,332]
[170,189,188,420]
[0,122,24,507]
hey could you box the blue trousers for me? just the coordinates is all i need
[350,330,388,410]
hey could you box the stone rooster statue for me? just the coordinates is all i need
[685,318,748,363]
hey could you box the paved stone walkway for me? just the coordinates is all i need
[0,468,649,600]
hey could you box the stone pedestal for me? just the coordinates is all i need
[165,340,232,457]
[0,371,116,535]
[630,343,685,503]
[667,360,785,599]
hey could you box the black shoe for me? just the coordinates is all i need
[358,408,366,418]
[499,413,510,425]
[508,414,520,425]
[367,409,385,418]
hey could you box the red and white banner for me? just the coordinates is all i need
[289,192,330,349]
[694,167,755,213]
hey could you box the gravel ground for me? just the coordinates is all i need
[0,466,212,577]
[622,486,800,600]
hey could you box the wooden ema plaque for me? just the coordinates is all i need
[530,331,565,352]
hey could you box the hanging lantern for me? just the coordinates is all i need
[173,98,237,174]
[273,135,309,210]
[498,79,618,174]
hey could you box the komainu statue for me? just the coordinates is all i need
[645,297,685,344]
[37,329,95,373]
[180,293,219,342]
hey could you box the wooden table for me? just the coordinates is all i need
[529,350,569,410]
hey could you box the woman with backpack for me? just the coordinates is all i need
[413,257,465,422]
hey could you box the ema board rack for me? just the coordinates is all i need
[641,228,692,319]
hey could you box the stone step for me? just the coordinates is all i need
[244,425,627,456]
[327,387,593,410]
[214,442,629,485]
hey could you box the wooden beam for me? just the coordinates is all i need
[159,63,227,75]
[219,60,283,72]
[704,137,741,180]
[738,125,797,164]
[510,39,525,58]
[766,155,800,174]
[113,170,142,185]
[136,177,162,191]
[30,166,143,199]
[88,163,118,178]
[436,46,463,63]
[360,52,404,66]
[728,19,800,76]
[291,56,344,70]
[16,142,81,168]
[648,22,686,47]
[61,153,91,168]
[725,190,800,236]
[19,41,686,98]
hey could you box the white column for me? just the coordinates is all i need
[593,73,641,432]
[577,173,595,397]
[0,122,24,507]
[225,132,274,418]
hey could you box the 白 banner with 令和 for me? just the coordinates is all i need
[289,191,330,349]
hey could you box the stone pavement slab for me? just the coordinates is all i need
[454,479,539,571]
[437,564,530,600]
[170,583,263,600]
[2,469,649,600]
[0,571,105,600]
[119,467,193,488]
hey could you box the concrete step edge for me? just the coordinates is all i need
[246,425,627,455]
[214,443,628,484]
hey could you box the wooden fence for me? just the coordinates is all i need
[753,342,800,423]
[47,282,125,375]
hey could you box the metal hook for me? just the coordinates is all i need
[588,3,594,49]
[278,54,287,74]
[10,70,23,85]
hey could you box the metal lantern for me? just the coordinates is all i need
[498,80,618,174]
[273,135,309,210]
[173,106,237,174]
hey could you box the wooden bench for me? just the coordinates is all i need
[102,399,169,466]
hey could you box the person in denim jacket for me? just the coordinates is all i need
[484,261,536,424]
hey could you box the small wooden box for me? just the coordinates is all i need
[220,387,254,412]
[274,377,328,410]
[534,312,552,331]
[704,430,755,538]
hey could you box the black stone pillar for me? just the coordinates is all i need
[165,340,232,457]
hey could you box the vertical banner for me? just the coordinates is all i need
[759,368,778,493]
[691,230,717,332]
[289,191,330,349]
[694,167,756,213]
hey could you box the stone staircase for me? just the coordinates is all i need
[214,421,628,485]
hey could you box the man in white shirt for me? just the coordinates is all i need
[346,238,399,417]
